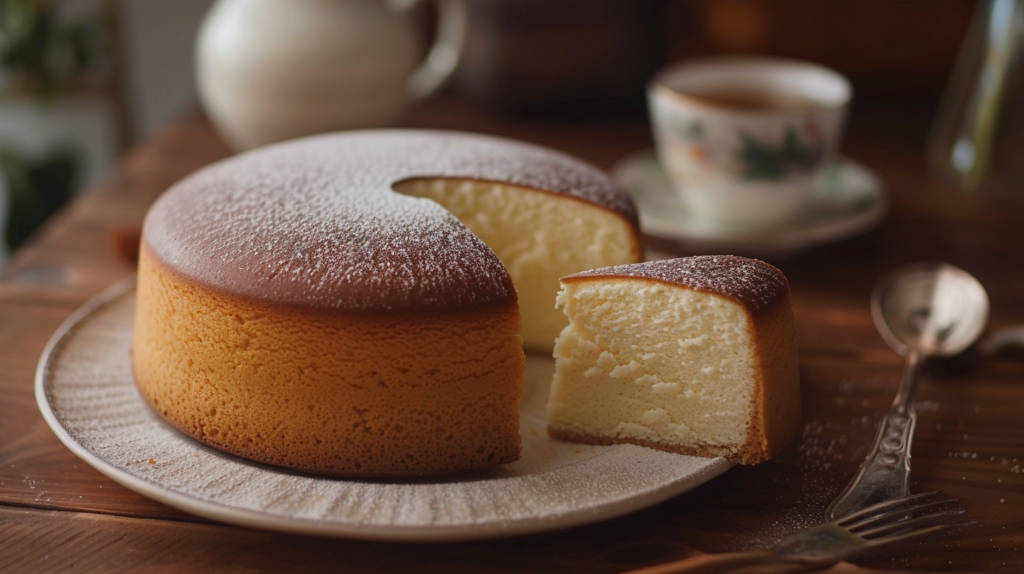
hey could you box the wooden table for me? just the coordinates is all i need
[2,100,1023,573]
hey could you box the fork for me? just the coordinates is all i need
[620,491,967,574]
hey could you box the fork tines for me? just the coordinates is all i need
[836,490,972,543]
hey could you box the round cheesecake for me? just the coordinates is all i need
[133,130,641,477]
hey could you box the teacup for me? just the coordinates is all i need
[648,57,852,229]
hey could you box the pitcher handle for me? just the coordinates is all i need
[391,0,467,100]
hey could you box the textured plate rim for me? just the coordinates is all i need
[35,279,734,542]
[615,149,889,250]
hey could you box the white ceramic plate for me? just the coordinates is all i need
[614,149,887,256]
[36,280,733,542]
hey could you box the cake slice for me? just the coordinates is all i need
[547,256,800,464]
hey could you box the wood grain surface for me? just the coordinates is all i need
[1,100,1023,573]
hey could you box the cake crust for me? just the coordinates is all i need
[561,255,789,317]
[547,427,757,462]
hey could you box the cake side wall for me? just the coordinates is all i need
[133,244,524,477]
[744,287,802,462]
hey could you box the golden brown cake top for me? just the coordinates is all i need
[143,130,638,312]
[562,255,790,314]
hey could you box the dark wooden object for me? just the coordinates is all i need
[0,99,1022,573]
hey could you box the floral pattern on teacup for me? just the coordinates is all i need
[667,119,826,181]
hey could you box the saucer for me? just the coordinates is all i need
[613,149,887,256]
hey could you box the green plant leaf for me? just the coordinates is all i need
[1,145,77,250]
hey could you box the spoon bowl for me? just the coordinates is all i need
[871,262,989,358]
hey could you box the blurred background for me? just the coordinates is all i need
[0,0,1002,269]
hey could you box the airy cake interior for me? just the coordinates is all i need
[394,178,639,351]
[547,278,758,456]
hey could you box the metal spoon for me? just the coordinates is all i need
[825,262,989,520]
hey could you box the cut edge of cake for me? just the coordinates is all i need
[546,256,801,465]
[392,177,643,351]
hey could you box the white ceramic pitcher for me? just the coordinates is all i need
[196,0,466,150]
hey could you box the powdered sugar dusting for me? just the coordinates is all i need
[39,284,732,541]
[564,255,789,313]
[143,130,636,311]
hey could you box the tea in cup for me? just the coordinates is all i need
[648,57,852,228]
